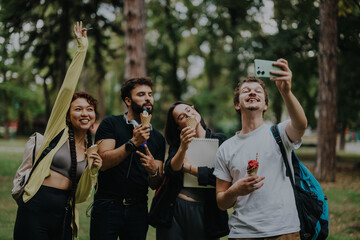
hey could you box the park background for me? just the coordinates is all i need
[0,0,359,239]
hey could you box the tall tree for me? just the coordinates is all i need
[259,0,319,127]
[0,0,122,132]
[124,0,147,79]
[336,1,360,150]
[315,0,338,182]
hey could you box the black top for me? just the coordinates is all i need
[94,114,165,200]
[163,128,229,239]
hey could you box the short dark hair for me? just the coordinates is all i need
[233,77,269,114]
[121,77,153,103]
[164,101,207,147]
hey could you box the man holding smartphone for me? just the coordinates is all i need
[214,59,307,239]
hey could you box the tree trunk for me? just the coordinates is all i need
[43,78,51,121]
[17,53,27,136]
[273,91,283,124]
[17,103,26,136]
[1,90,10,139]
[96,78,106,120]
[339,123,345,151]
[164,2,181,100]
[124,0,147,79]
[48,0,71,95]
[314,0,338,182]
[206,50,216,130]
[93,18,106,121]
[227,8,242,130]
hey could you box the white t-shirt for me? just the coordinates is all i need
[214,121,301,238]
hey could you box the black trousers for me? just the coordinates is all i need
[156,196,217,240]
[13,185,72,240]
[90,198,149,240]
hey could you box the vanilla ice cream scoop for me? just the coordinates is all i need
[140,108,152,126]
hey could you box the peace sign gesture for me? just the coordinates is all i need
[136,145,158,176]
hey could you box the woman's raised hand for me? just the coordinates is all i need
[73,21,87,39]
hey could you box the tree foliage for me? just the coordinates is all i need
[0,0,359,144]
[0,0,122,135]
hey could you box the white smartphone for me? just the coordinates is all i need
[254,59,282,78]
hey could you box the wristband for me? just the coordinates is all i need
[150,167,159,178]
[125,139,137,152]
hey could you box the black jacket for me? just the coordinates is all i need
[149,129,229,239]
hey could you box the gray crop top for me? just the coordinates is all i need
[50,142,87,182]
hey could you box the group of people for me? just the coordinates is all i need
[13,22,307,240]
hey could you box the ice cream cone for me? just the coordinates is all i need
[247,159,259,176]
[186,117,197,128]
[247,167,259,176]
[86,144,98,169]
[140,113,152,126]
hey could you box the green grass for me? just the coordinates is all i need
[0,154,22,176]
[1,139,360,239]
[0,138,27,147]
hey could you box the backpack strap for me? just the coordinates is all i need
[31,134,37,165]
[270,125,295,188]
[26,129,65,186]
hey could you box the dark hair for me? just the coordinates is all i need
[233,77,269,114]
[65,122,93,237]
[164,101,207,147]
[64,92,95,236]
[121,77,153,104]
[71,91,98,115]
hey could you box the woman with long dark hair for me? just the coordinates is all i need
[14,22,102,239]
[155,101,229,240]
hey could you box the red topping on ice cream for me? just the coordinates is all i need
[247,160,259,170]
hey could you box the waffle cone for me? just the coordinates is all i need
[186,117,197,128]
[140,113,152,126]
[86,145,99,169]
[247,167,258,176]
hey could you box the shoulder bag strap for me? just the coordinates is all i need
[26,129,65,186]
[271,125,295,188]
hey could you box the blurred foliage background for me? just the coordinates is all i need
[0,0,359,140]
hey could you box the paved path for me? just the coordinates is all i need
[344,142,360,154]
[0,146,24,153]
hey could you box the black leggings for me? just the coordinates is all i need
[14,185,72,240]
[156,196,211,240]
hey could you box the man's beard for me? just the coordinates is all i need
[131,101,154,115]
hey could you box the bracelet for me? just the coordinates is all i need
[129,139,136,147]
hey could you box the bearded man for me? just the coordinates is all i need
[90,77,165,240]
